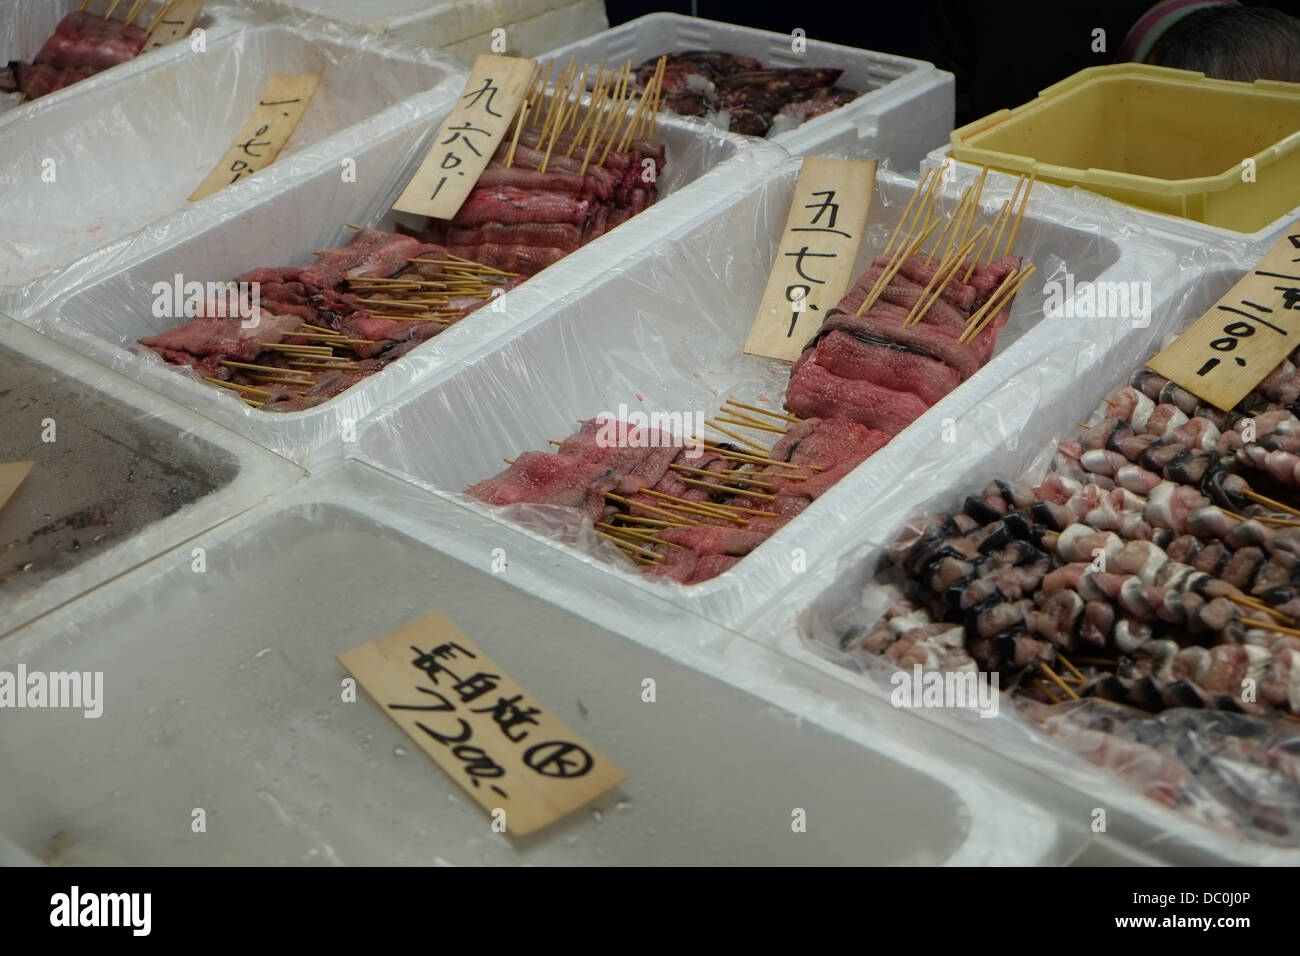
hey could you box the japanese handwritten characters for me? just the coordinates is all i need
[745,157,876,361]
[1150,224,1300,410]
[338,611,625,835]
[393,54,537,220]
[188,74,319,201]
[144,0,206,50]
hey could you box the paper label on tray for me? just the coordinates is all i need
[392,54,537,220]
[744,157,877,362]
[1148,223,1300,410]
[0,461,33,513]
[187,74,320,202]
[144,0,206,50]
[338,611,625,836]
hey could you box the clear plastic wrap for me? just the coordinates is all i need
[0,15,467,306]
[350,157,1175,631]
[28,95,778,463]
[233,0,609,57]
[761,238,1300,862]
[0,312,303,637]
[0,460,1064,865]
[539,12,954,170]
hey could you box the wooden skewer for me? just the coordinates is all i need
[699,440,813,471]
[103,0,122,18]
[597,530,663,561]
[903,228,984,327]
[1038,662,1079,700]
[604,492,703,527]
[247,376,315,388]
[1231,597,1294,624]
[724,398,800,423]
[881,169,932,258]
[287,360,364,370]
[924,183,972,268]
[958,264,1036,344]
[712,415,787,436]
[221,359,295,374]
[856,219,941,318]
[1244,489,1300,517]
[1243,618,1300,638]
[676,475,777,500]
[669,463,776,490]
[1056,653,1087,684]
[124,0,149,25]
[963,199,1010,283]
[1002,172,1036,257]
[956,165,989,250]
[986,175,1025,265]
[705,421,771,455]
[203,377,271,397]
[611,514,690,529]
[637,489,751,523]
[1036,680,1062,704]
[595,522,680,548]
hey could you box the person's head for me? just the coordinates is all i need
[1125,2,1300,83]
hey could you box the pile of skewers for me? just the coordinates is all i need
[420,56,669,275]
[0,0,176,102]
[139,228,519,412]
[469,169,1036,583]
[838,352,1300,842]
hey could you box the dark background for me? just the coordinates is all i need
[603,0,1300,125]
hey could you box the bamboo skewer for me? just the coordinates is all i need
[124,0,148,25]
[724,398,799,423]
[1002,172,1036,257]
[881,169,932,258]
[958,265,1037,344]
[705,421,771,455]
[713,415,787,436]
[855,219,941,317]
[1038,662,1080,700]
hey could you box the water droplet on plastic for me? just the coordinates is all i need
[591,809,604,823]
[254,648,272,660]
[615,800,633,812]
[393,745,407,757]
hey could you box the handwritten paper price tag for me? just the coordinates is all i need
[144,0,206,50]
[744,156,877,362]
[339,611,625,835]
[0,461,34,513]
[392,54,537,220]
[188,74,319,202]
[1149,223,1300,410]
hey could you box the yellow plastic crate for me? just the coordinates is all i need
[950,64,1300,233]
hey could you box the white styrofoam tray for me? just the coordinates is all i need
[0,461,1063,865]
[539,13,955,171]
[0,18,467,305]
[0,0,232,120]
[748,246,1300,864]
[0,311,303,637]
[348,159,1176,631]
[31,98,783,464]
[925,146,1300,258]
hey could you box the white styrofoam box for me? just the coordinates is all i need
[233,0,607,54]
[443,0,607,60]
[924,146,1300,258]
[31,95,781,465]
[539,13,955,171]
[0,312,303,637]
[0,19,468,307]
[0,0,232,119]
[348,159,1176,631]
[750,248,1300,864]
[0,461,1063,865]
